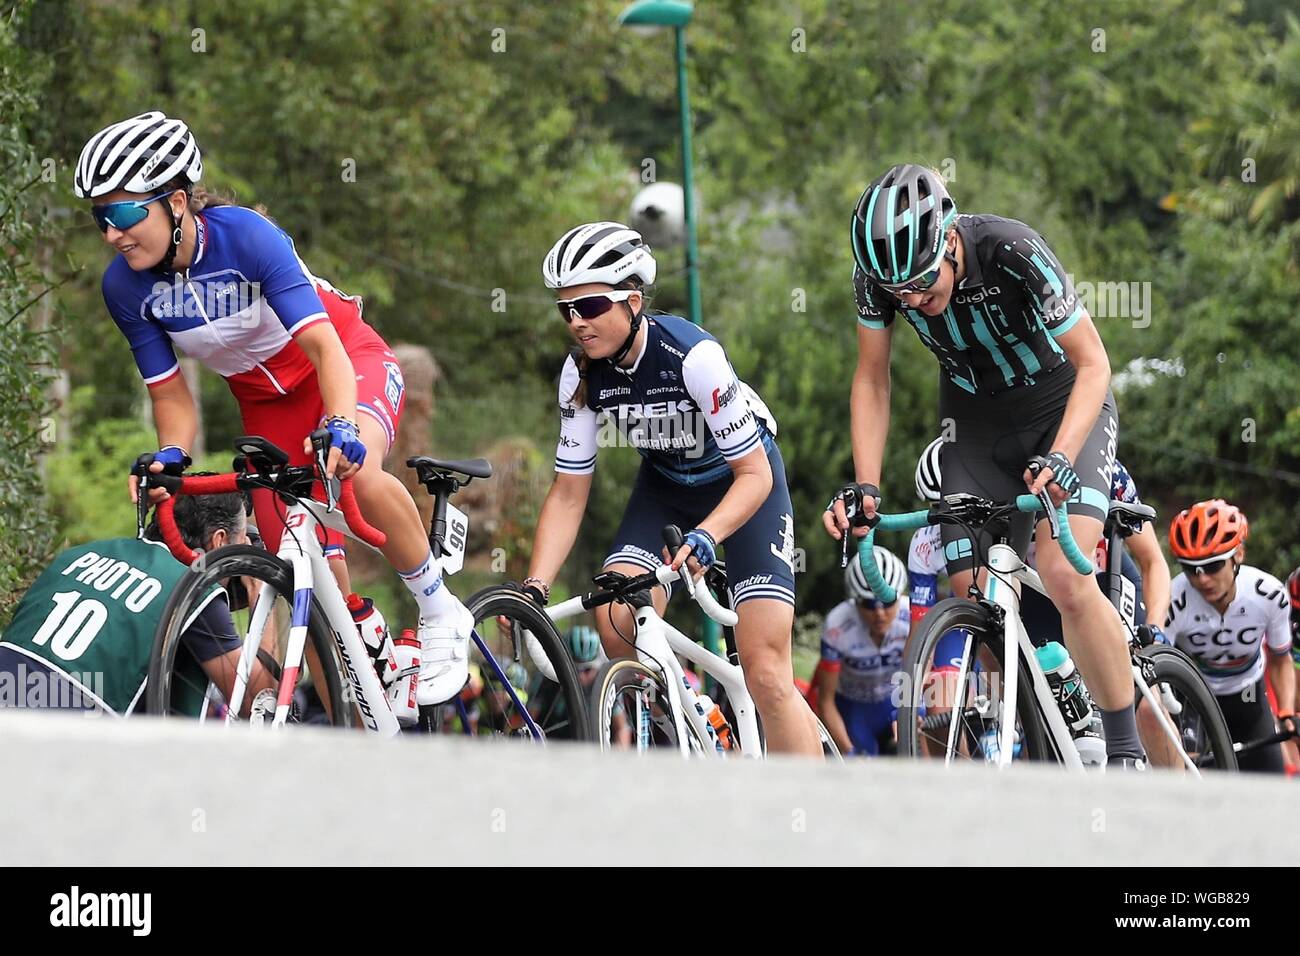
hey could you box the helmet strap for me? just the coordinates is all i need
[608,299,644,368]
[150,193,187,275]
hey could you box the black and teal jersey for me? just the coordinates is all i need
[0,538,236,715]
[854,214,1084,396]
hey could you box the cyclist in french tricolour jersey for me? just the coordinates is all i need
[815,547,910,756]
[75,112,473,705]
[824,164,1148,768]
[1163,500,1296,773]
[519,222,822,755]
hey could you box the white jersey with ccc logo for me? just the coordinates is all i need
[1163,566,1291,696]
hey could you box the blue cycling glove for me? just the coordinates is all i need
[150,445,191,475]
[683,528,718,569]
[323,416,367,468]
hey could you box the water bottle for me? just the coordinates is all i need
[694,694,732,753]
[1035,641,1107,767]
[388,629,421,727]
[346,593,398,687]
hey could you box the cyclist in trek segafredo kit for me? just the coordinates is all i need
[0,492,276,716]
[1164,500,1296,773]
[823,163,1149,769]
[75,111,473,706]
[519,222,823,756]
[815,546,911,755]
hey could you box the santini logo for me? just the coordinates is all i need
[50,886,151,936]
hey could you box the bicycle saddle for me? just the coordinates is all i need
[406,456,493,481]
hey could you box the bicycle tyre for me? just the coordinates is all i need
[147,545,352,725]
[897,598,1052,762]
[464,585,591,743]
[1137,643,1238,772]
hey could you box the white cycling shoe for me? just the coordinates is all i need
[415,601,476,706]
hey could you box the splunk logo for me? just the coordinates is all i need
[50,886,151,936]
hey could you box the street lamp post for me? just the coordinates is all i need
[617,0,721,665]
[617,0,701,329]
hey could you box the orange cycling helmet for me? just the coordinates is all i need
[1168,499,1248,562]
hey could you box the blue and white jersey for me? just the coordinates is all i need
[819,598,911,704]
[101,205,359,402]
[554,314,777,486]
[907,524,946,621]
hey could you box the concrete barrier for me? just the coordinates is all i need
[1,711,1294,865]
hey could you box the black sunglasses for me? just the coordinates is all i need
[1180,558,1230,576]
[555,290,637,323]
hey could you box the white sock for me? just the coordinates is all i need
[399,553,459,620]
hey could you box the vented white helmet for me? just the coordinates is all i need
[75,111,203,200]
[542,221,657,289]
[915,436,945,502]
[845,546,907,603]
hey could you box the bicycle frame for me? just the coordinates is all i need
[230,498,544,739]
[548,564,759,757]
[232,498,401,736]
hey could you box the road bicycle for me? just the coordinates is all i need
[528,525,842,758]
[143,432,589,742]
[852,488,1235,772]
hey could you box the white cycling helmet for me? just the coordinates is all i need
[542,221,657,290]
[75,111,203,200]
[915,436,945,502]
[845,545,907,603]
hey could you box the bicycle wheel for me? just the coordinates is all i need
[451,586,590,743]
[147,545,352,726]
[812,713,844,760]
[897,598,1052,762]
[589,657,710,754]
[1136,644,1238,772]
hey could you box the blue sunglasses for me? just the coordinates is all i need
[90,191,174,233]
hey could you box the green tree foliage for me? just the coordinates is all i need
[0,0,59,622]
[8,0,1298,626]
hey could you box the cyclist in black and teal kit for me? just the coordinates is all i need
[520,221,822,756]
[823,164,1148,769]
[0,491,273,716]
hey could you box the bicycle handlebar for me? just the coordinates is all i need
[154,471,386,565]
[855,494,1093,604]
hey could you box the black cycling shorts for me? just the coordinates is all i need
[937,361,1118,574]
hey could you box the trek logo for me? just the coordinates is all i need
[710,381,738,414]
[953,286,1001,305]
[50,886,151,936]
[659,341,685,360]
[614,400,694,420]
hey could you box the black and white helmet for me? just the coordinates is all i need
[845,546,907,603]
[915,436,945,502]
[542,221,657,289]
[74,111,203,200]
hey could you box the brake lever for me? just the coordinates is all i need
[310,427,338,513]
[1026,458,1062,539]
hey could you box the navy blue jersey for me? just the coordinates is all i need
[555,314,776,486]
